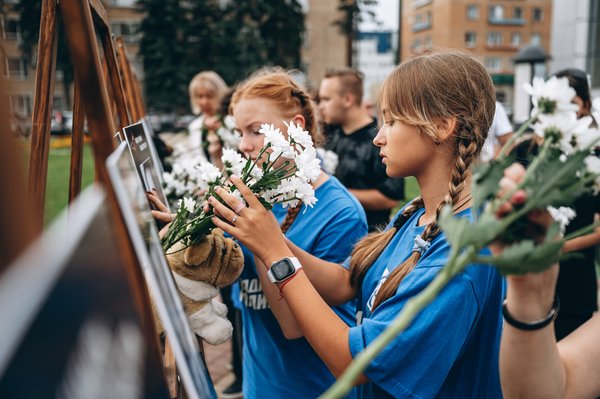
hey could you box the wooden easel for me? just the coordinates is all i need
[116,36,146,123]
[25,0,180,396]
[115,34,200,397]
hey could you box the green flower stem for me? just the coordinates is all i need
[562,219,600,241]
[496,113,538,159]
[320,248,475,399]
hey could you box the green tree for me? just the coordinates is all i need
[138,0,189,113]
[138,0,305,113]
[335,0,378,67]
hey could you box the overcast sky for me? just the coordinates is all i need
[359,0,400,31]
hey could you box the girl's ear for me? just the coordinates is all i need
[434,116,458,143]
[292,114,306,128]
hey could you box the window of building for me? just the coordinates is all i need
[531,32,541,45]
[412,0,432,8]
[533,8,543,22]
[511,32,522,46]
[2,18,21,41]
[424,36,432,49]
[9,94,31,117]
[465,31,476,47]
[489,5,504,20]
[107,0,136,7]
[110,22,140,43]
[487,31,502,46]
[484,57,502,72]
[467,5,479,20]
[3,58,28,79]
[513,7,523,19]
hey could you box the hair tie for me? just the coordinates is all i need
[412,235,431,255]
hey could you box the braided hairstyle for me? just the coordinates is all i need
[231,69,321,232]
[349,50,496,310]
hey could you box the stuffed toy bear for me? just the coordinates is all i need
[164,228,244,345]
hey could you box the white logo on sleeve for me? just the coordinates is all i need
[366,268,390,312]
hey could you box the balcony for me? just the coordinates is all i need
[488,17,526,26]
[412,21,432,32]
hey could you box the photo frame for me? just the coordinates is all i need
[122,121,170,212]
[106,142,216,399]
[0,186,169,398]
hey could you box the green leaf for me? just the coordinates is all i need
[438,206,502,249]
[472,157,514,210]
[477,226,564,275]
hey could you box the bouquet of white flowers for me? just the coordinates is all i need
[322,76,600,399]
[161,121,321,252]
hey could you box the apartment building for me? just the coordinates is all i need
[402,0,552,113]
[1,0,143,132]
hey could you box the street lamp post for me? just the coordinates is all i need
[512,44,551,124]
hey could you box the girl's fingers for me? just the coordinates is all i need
[151,210,174,223]
[229,175,262,208]
[211,214,236,236]
[504,162,526,183]
[208,196,237,224]
[147,192,169,213]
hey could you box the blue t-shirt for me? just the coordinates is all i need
[240,176,368,399]
[348,207,504,399]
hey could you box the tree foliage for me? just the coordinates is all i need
[139,0,305,113]
[334,0,379,67]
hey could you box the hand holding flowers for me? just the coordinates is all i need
[161,121,321,253]
[321,76,600,398]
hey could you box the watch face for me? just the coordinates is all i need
[272,259,295,280]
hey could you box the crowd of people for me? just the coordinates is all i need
[153,50,600,399]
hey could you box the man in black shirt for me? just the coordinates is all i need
[318,68,404,230]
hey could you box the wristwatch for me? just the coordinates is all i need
[267,257,302,283]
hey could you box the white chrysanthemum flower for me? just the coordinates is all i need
[294,147,322,183]
[285,120,313,149]
[584,155,600,194]
[230,190,246,207]
[221,148,245,177]
[547,206,577,234]
[524,76,579,116]
[572,127,600,151]
[260,123,294,160]
[592,97,600,127]
[217,125,241,148]
[316,148,339,175]
[182,197,197,213]
[195,162,221,191]
[223,115,236,130]
[249,165,264,180]
[533,113,593,154]
[294,181,317,208]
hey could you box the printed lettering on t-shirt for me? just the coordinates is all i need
[366,268,390,312]
[240,278,270,310]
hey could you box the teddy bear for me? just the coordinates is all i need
[163,228,244,345]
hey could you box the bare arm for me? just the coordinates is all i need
[498,163,600,399]
[562,217,600,253]
[208,178,368,382]
[285,238,356,305]
[349,188,398,210]
[254,256,304,339]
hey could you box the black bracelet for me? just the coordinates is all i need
[502,295,560,331]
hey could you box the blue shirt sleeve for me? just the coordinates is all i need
[348,266,481,398]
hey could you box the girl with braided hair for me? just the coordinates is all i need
[228,70,368,399]
[209,50,504,398]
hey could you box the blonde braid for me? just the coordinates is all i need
[349,196,424,286]
[371,132,478,310]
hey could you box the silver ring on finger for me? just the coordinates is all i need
[231,215,239,224]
